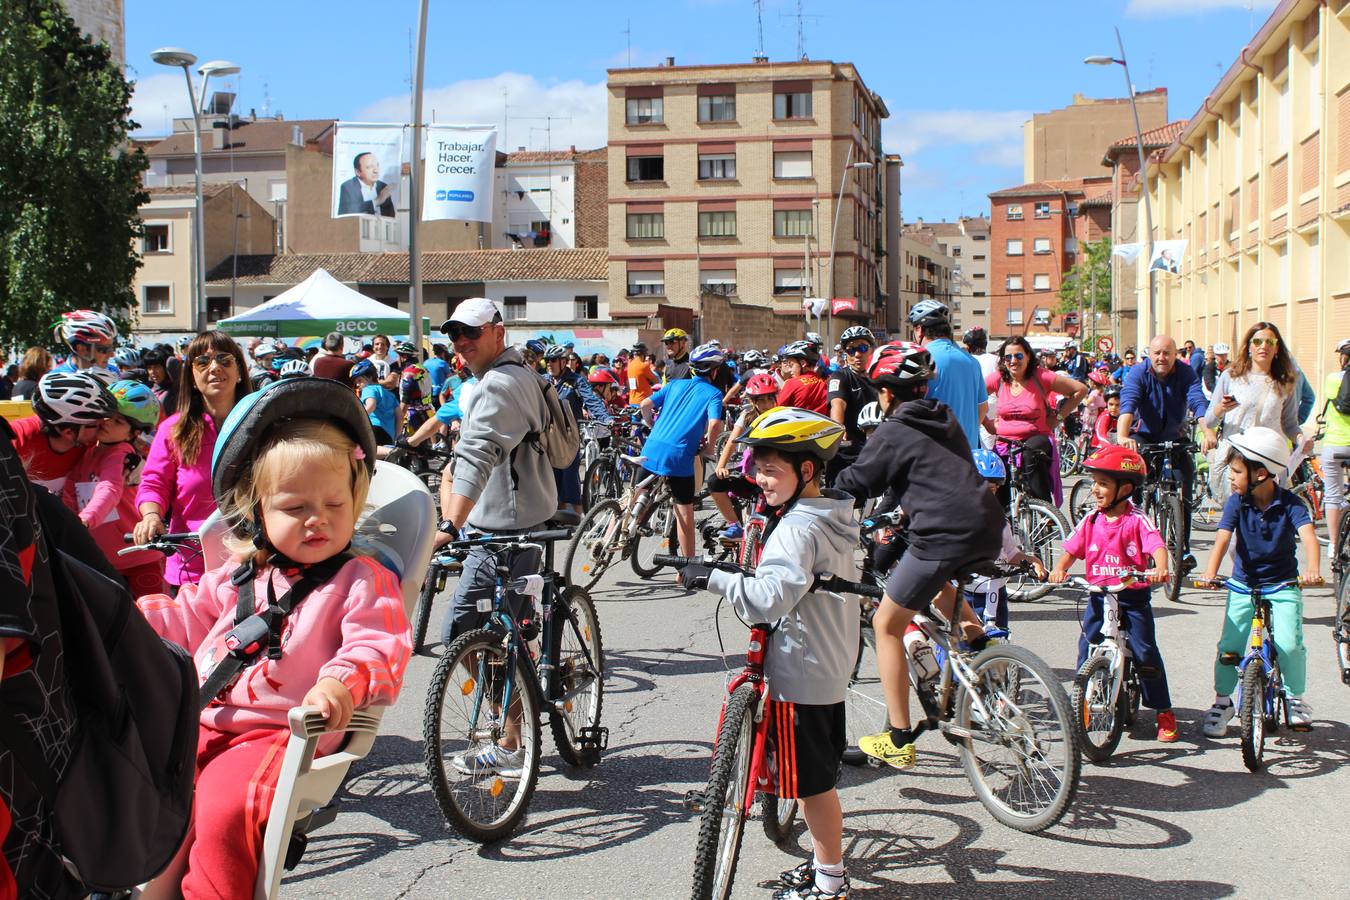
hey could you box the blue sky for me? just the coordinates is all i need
[125,0,1277,222]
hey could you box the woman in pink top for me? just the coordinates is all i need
[982,335,1086,505]
[134,331,250,590]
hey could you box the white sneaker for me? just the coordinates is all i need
[451,742,525,778]
[1287,697,1314,730]
[1201,702,1235,737]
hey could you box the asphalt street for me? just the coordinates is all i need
[286,492,1350,899]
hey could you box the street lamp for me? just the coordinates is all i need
[151,47,241,333]
[827,153,874,344]
[1085,27,1155,340]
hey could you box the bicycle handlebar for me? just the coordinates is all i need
[120,532,199,557]
[1191,577,1299,593]
[1062,573,1150,594]
[446,527,574,550]
[861,510,904,530]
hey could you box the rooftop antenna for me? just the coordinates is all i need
[623,19,632,67]
[754,0,765,58]
[405,27,414,91]
[260,80,271,118]
[778,1,822,61]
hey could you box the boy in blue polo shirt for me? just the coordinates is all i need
[1199,426,1323,736]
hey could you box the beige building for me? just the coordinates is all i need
[1142,0,1350,394]
[898,234,955,330]
[605,58,889,348]
[63,0,123,66]
[1025,90,1169,183]
[903,217,991,335]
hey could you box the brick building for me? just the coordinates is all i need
[1024,90,1170,183]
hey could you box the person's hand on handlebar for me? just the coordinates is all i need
[133,511,166,546]
[1046,568,1067,584]
[1300,570,1325,588]
[1146,564,1169,586]
[677,562,712,590]
[715,465,731,480]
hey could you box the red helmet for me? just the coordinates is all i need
[1088,368,1111,387]
[745,372,779,398]
[867,341,933,386]
[587,367,619,386]
[1081,444,1148,485]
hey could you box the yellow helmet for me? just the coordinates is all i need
[662,327,688,342]
[738,406,845,461]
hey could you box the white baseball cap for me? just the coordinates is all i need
[441,297,502,331]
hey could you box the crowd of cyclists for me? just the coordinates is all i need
[2,298,1348,899]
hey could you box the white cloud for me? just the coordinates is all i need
[128,72,196,136]
[884,109,1030,161]
[358,72,608,154]
[1125,0,1276,18]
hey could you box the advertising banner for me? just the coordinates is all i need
[422,125,497,222]
[1148,239,1188,275]
[331,123,404,219]
[831,298,858,315]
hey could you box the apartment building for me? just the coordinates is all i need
[492,148,608,250]
[605,58,890,344]
[898,234,955,329]
[1143,0,1350,389]
[1024,90,1170,183]
[987,177,1112,339]
[904,217,991,335]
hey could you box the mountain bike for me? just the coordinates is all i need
[581,414,644,510]
[409,546,464,654]
[1063,573,1149,763]
[564,457,677,590]
[1135,440,1195,603]
[994,437,1071,601]
[422,526,606,842]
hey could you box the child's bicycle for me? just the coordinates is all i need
[1061,572,1150,763]
[655,555,882,900]
[1192,577,1305,771]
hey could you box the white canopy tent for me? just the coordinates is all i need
[217,268,427,340]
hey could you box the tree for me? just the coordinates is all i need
[1056,238,1112,345]
[0,0,147,352]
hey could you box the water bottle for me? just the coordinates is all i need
[904,626,939,683]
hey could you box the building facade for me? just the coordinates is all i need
[491,148,607,250]
[1142,0,1350,392]
[898,234,955,330]
[63,0,123,67]
[903,217,991,335]
[605,58,889,344]
[1024,90,1170,183]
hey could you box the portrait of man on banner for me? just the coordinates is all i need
[331,124,405,220]
[1148,239,1187,275]
[337,151,396,217]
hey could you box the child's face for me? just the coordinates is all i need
[1228,457,1264,493]
[754,452,804,507]
[261,455,357,565]
[97,414,133,444]
[751,394,778,413]
[1090,474,1128,510]
[1106,397,1120,415]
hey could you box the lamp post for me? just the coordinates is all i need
[827,149,873,345]
[1086,27,1155,340]
[151,48,241,333]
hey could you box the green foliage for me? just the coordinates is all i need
[0,0,148,352]
[1056,238,1112,321]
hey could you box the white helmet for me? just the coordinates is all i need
[857,401,884,431]
[279,358,311,378]
[1228,426,1291,476]
[32,372,116,427]
[1213,342,1230,355]
[57,309,118,349]
[84,366,118,385]
[1336,338,1350,355]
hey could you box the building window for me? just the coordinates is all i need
[700,269,736,295]
[1006,239,1023,256]
[503,296,527,321]
[206,297,230,322]
[973,291,986,297]
[626,213,665,240]
[973,233,987,241]
[774,209,813,237]
[626,155,664,182]
[627,270,665,297]
[1006,308,1024,325]
[142,224,170,253]
[973,253,986,260]
[1033,273,1051,291]
[698,153,736,180]
[772,151,812,179]
[973,271,986,279]
[1034,202,1051,218]
[1006,274,1024,291]
[1033,237,1051,254]
[774,91,812,119]
[625,96,663,125]
[574,295,598,319]
[1006,205,1023,220]
[360,219,371,239]
[698,211,737,238]
[1032,308,1051,325]
[773,270,805,294]
[698,94,736,122]
[142,285,171,314]
[950,246,961,257]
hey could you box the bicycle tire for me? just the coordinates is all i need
[1070,655,1124,764]
[563,499,625,592]
[582,455,615,510]
[956,643,1080,832]
[1191,476,1224,532]
[1336,514,1350,599]
[690,683,758,900]
[1159,495,1185,602]
[548,586,605,767]
[1059,437,1080,477]
[1068,478,1095,525]
[1239,660,1267,772]
[758,792,798,845]
[423,628,542,842]
[842,624,884,766]
[738,518,764,569]
[1007,498,1070,601]
[631,492,675,578]
[411,563,442,655]
[1335,574,1350,684]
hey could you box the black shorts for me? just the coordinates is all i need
[648,467,696,505]
[766,700,846,800]
[884,550,965,612]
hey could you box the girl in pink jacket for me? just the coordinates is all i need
[137,380,410,898]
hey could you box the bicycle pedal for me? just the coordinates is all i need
[683,788,706,812]
[578,726,609,751]
[1218,652,1242,666]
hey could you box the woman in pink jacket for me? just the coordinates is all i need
[136,378,410,897]
[134,331,250,590]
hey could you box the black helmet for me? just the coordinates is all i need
[962,326,988,351]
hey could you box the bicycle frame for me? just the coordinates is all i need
[1066,576,1146,709]
[1206,578,1297,720]
[709,623,777,815]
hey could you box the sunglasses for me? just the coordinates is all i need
[1250,337,1278,348]
[192,352,237,369]
[844,343,872,356]
[445,323,485,341]
[91,344,114,353]
[1003,352,1027,361]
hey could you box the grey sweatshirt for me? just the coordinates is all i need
[451,348,559,531]
[707,491,861,705]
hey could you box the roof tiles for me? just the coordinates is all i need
[206,248,609,285]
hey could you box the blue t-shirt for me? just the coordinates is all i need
[360,383,399,438]
[1217,487,1311,587]
[643,376,724,476]
[925,338,985,449]
[423,356,450,397]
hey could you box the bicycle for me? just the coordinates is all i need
[563,457,678,590]
[1062,572,1150,763]
[422,526,607,842]
[993,436,1071,601]
[581,413,645,510]
[1192,577,1302,772]
[409,546,464,654]
[386,440,454,513]
[1134,440,1196,603]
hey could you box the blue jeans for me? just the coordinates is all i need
[444,538,542,646]
[1077,587,1172,710]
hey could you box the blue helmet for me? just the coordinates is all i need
[973,449,1006,482]
[524,339,547,355]
[689,342,725,372]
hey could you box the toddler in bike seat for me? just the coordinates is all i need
[136,378,411,897]
[1048,444,1178,742]
[679,407,859,900]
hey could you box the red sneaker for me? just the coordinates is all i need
[1156,710,1179,742]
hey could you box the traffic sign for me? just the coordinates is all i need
[1096,336,1114,354]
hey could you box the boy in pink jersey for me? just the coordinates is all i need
[1049,444,1179,742]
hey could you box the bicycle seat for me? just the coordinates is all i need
[549,509,583,528]
[622,454,648,465]
[957,559,1003,581]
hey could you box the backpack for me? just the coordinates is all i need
[0,546,198,892]
[502,361,581,468]
[1334,369,1350,417]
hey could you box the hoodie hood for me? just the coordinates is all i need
[778,489,858,557]
[891,397,962,444]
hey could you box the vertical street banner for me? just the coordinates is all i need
[1148,239,1188,275]
[421,125,497,222]
[331,123,405,219]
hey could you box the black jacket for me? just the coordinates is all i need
[833,398,1005,562]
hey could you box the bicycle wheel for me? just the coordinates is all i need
[1159,495,1185,603]
[631,493,675,578]
[956,643,1080,832]
[1068,478,1095,525]
[1335,575,1350,684]
[1239,660,1267,772]
[1059,437,1080,477]
[581,456,610,510]
[1191,477,1224,532]
[842,627,886,767]
[548,586,605,767]
[1007,498,1070,601]
[1336,514,1350,599]
[423,628,542,842]
[738,517,764,569]
[691,683,757,900]
[563,499,625,591]
[411,562,445,655]
[1070,655,1124,764]
[758,792,798,845]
